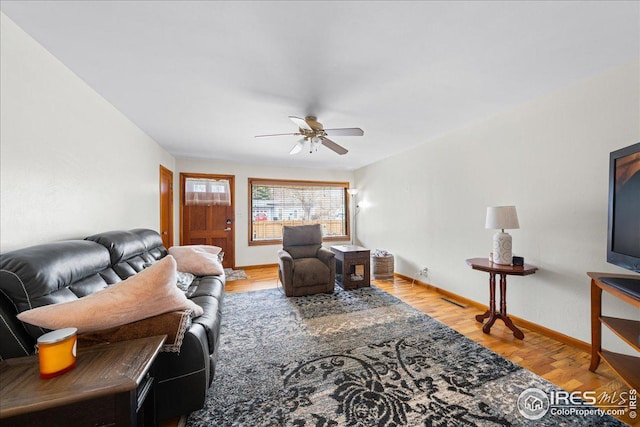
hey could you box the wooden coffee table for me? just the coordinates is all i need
[0,335,165,426]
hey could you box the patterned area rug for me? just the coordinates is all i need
[187,286,624,426]
[224,268,248,281]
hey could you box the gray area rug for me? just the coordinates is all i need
[224,268,248,281]
[187,286,624,426]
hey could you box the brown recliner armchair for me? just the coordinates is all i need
[278,224,336,297]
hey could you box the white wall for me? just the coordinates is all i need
[354,60,640,353]
[3,8,636,353]
[175,158,354,267]
[0,13,175,252]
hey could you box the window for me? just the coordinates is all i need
[185,177,231,206]
[249,178,350,245]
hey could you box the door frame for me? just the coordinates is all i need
[179,172,236,267]
[159,165,174,248]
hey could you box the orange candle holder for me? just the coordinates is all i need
[37,327,77,379]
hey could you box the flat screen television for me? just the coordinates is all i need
[602,141,640,298]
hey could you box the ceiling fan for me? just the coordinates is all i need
[255,116,364,155]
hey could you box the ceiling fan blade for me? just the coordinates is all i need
[255,132,301,138]
[289,139,305,155]
[320,136,348,155]
[289,116,312,131]
[323,127,364,137]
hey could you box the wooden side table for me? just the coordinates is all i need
[0,335,165,426]
[331,245,370,289]
[466,258,538,339]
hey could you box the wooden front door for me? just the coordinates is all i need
[159,165,174,248]
[180,173,235,268]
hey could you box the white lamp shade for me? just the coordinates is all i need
[485,206,519,230]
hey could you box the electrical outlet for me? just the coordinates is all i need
[417,267,429,276]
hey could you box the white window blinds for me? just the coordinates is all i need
[249,179,349,243]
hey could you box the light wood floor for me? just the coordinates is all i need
[168,265,636,426]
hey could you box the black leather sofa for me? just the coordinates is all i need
[0,229,224,420]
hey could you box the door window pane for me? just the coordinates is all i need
[185,178,231,206]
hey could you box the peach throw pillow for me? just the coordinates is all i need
[17,255,203,333]
[169,245,224,276]
[170,245,222,256]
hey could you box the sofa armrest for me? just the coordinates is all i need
[317,247,335,265]
[0,290,34,359]
[317,247,336,287]
[156,322,210,420]
[277,249,294,292]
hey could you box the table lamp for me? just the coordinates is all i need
[485,206,519,265]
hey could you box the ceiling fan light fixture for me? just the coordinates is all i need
[289,139,305,155]
[256,115,362,156]
[310,136,321,153]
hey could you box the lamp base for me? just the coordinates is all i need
[493,232,512,265]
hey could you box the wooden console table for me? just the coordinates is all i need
[588,272,639,391]
[331,245,370,289]
[466,258,538,339]
[0,335,165,426]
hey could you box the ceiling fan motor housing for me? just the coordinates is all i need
[304,116,322,130]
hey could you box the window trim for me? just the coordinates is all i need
[248,178,351,246]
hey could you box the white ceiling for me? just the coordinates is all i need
[2,1,639,170]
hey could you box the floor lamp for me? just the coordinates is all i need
[347,189,359,245]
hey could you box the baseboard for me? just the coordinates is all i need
[235,263,279,270]
[392,273,591,352]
